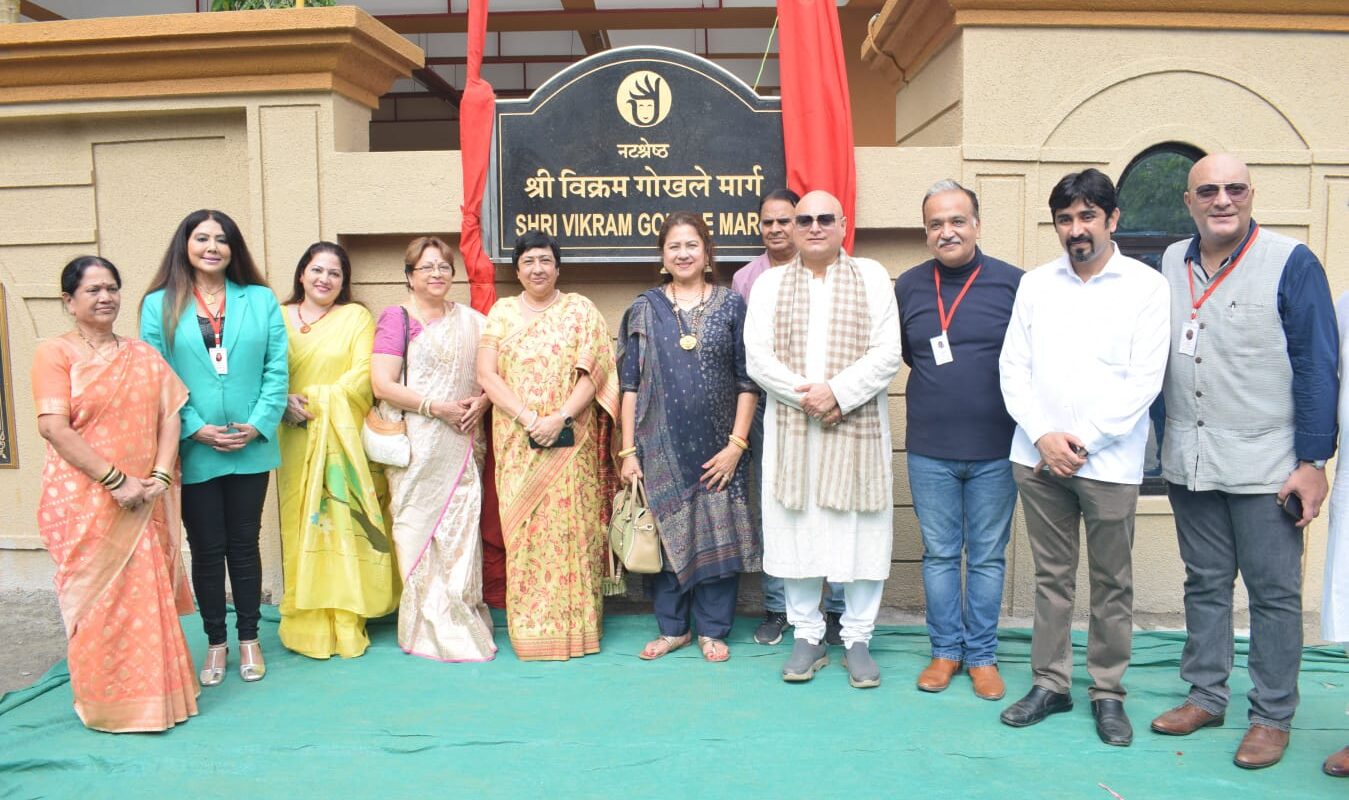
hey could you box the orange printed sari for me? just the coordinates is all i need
[481,294,621,661]
[32,335,198,733]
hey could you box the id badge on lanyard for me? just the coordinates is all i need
[930,332,953,365]
[209,346,229,375]
[195,286,228,375]
[931,263,982,367]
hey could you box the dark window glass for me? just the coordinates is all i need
[1114,143,1205,495]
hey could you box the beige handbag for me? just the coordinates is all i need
[608,478,663,574]
[361,307,412,467]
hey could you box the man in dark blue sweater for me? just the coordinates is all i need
[894,180,1023,701]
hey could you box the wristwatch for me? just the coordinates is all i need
[563,413,575,427]
[1302,459,1327,470]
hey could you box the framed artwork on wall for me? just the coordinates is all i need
[0,284,17,468]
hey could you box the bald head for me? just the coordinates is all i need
[1185,153,1255,253]
[794,190,847,271]
[1188,153,1251,190]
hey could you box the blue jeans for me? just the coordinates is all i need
[750,394,845,615]
[907,452,1016,667]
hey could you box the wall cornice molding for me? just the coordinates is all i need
[863,0,1348,81]
[0,6,423,108]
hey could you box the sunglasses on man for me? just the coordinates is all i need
[794,213,838,228]
[1192,182,1250,202]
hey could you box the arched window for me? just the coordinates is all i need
[1115,142,1205,493]
[1115,143,1205,268]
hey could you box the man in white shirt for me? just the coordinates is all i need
[744,189,902,688]
[998,168,1170,746]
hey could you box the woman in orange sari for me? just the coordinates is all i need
[477,230,622,661]
[32,256,198,732]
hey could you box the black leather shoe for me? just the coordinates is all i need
[1091,699,1133,746]
[1000,686,1073,727]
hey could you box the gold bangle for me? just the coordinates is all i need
[97,465,116,485]
[618,446,638,458]
[510,405,525,424]
[105,471,127,491]
[727,434,749,451]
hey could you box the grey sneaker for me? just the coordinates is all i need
[824,611,843,646]
[754,611,790,645]
[842,642,881,688]
[781,638,829,682]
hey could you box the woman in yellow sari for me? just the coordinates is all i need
[277,242,398,659]
[33,255,198,732]
[477,230,622,661]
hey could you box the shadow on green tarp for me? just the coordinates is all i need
[2,606,1345,799]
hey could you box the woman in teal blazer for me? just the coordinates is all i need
[140,209,288,687]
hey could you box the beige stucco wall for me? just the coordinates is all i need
[933,24,1348,631]
[2,11,1345,637]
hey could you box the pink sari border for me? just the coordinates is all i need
[401,431,474,583]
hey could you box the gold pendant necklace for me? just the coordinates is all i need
[669,284,708,350]
[296,303,331,334]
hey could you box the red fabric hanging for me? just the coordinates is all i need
[776,0,857,252]
[460,0,505,608]
[460,0,499,316]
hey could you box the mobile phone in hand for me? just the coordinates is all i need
[1279,492,1304,521]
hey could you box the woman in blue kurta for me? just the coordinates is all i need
[618,212,760,662]
[141,209,288,687]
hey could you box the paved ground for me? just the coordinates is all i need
[0,590,65,694]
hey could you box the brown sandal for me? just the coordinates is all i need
[639,633,691,660]
[698,636,730,663]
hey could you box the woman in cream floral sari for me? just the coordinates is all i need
[477,230,621,661]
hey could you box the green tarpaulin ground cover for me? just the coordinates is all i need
[2,608,1345,799]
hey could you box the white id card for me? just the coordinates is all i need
[209,346,229,375]
[1178,319,1199,357]
[930,332,953,365]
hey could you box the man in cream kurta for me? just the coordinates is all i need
[744,190,902,688]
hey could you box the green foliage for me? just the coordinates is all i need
[210,0,336,10]
[1118,151,1197,236]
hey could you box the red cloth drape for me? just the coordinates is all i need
[460,0,498,316]
[776,0,857,252]
[460,0,506,608]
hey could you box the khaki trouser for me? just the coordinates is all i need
[1012,464,1138,701]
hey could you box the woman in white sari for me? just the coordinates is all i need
[371,236,495,661]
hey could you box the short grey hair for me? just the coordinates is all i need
[922,179,980,221]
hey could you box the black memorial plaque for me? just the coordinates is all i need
[486,46,785,264]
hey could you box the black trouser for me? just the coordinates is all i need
[181,472,270,646]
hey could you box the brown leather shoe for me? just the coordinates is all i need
[916,658,961,692]
[968,665,1005,700]
[1150,702,1225,735]
[1233,723,1289,769]
[1324,746,1349,777]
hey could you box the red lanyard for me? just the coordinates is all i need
[193,286,226,348]
[934,263,982,333]
[1187,225,1259,320]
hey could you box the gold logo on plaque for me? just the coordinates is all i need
[616,71,671,128]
